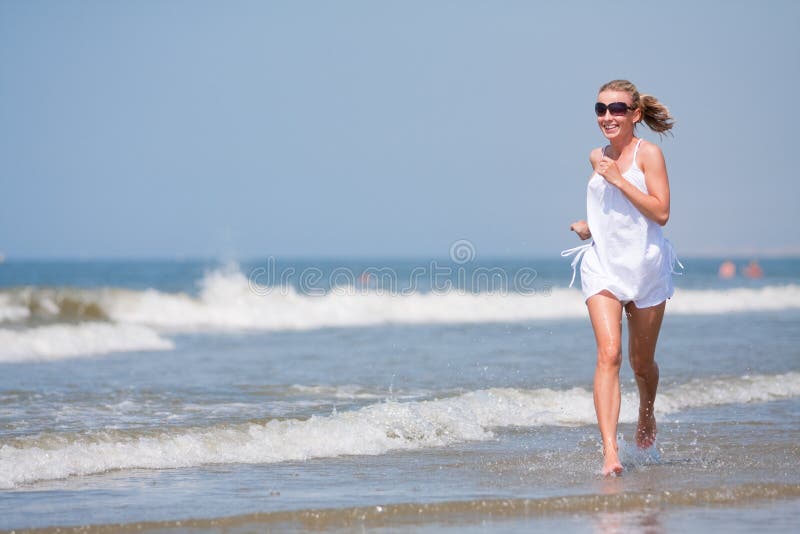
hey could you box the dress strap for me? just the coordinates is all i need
[664,239,684,275]
[632,138,643,169]
[560,242,593,288]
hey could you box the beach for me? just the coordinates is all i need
[1,257,799,532]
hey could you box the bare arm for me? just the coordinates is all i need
[596,142,671,226]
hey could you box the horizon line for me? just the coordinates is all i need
[2,250,800,263]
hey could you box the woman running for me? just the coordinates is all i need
[561,79,680,476]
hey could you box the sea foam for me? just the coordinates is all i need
[2,267,800,360]
[0,323,174,362]
[2,371,798,488]
[3,269,800,332]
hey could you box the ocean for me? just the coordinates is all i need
[1,256,799,532]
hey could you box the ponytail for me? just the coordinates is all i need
[639,94,675,134]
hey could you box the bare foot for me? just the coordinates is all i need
[636,410,657,449]
[601,450,624,476]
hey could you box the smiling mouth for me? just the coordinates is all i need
[603,124,619,132]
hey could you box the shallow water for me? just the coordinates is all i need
[1,258,799,531]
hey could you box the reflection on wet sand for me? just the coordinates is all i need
[19,483,800,533]
[593,476,664,534]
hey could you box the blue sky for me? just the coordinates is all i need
[1,0,798,259]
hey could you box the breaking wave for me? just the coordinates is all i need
[1,266,799,361]
[2,371,797,488]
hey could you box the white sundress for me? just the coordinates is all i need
[561,139,682,308]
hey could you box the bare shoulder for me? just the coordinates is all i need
[589,147,604,166]
[637,140,666,168]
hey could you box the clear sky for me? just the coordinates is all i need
[1,0,798,259]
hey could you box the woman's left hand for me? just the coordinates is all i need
[596,156,624,187]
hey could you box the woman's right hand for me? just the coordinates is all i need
[570,220,591,240]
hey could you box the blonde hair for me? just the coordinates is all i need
[599,79,675,135]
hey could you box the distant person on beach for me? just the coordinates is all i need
[743,259,763,279]
[561,80,681,476]
[719,260,736,279]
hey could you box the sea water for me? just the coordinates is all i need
[0,257,798,532]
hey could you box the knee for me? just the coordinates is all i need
[631,358,658,378]
[596,344,622,369]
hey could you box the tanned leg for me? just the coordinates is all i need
[625,300,666,449]
[587,291,624,475]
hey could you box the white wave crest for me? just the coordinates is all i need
[100,272,800,332]
[667,285,800,314]
[1,267,799,360]
[3,270,800,336]
[657,372,800,412]
[0,293,30,322]
[2,371,798,488]
[0,323,175,363]
[97,271,581,331]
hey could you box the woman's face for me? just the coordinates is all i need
[596,90,640,140]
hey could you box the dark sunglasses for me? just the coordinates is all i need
[595,102,635,116]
